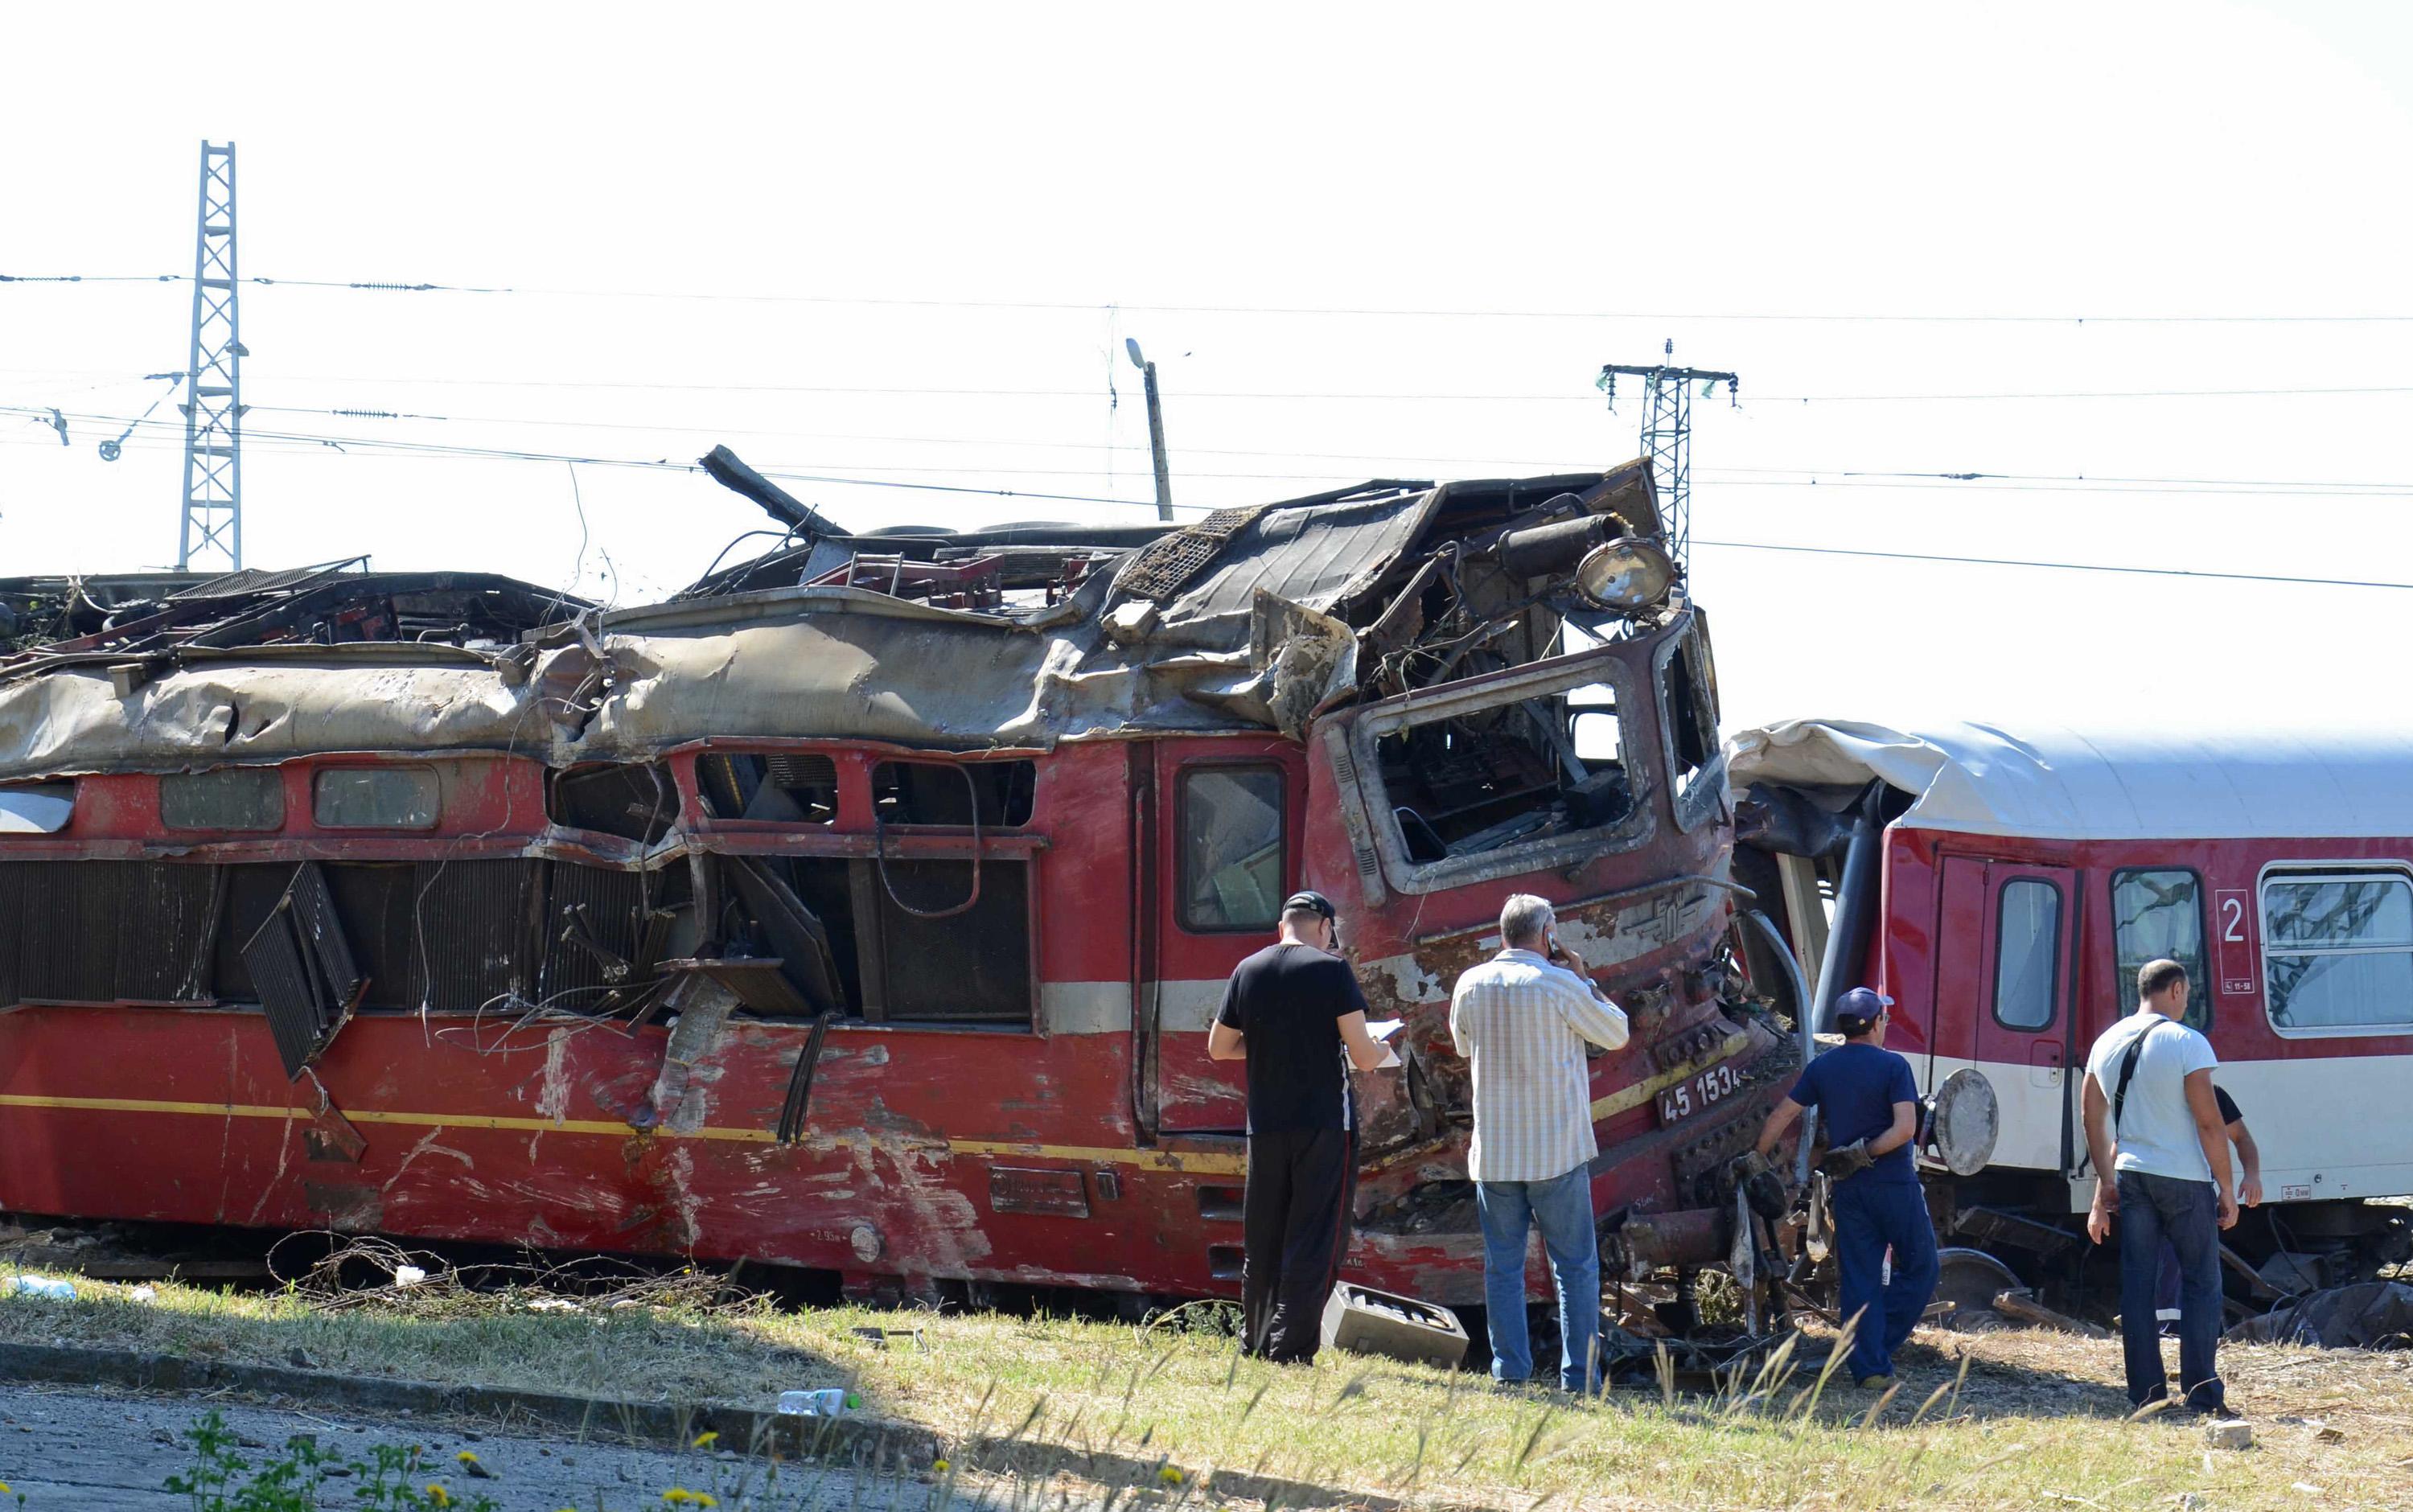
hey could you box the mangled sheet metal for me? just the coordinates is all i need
[0,463,1656,779]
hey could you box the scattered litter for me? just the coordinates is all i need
[1993,1288,2112,1340]
[525,1297,582,1313]
[2291,1484,2321,1496]
[2227,1280,2413,1350]
[777,1388,857,1417]
[127,1285,156,1302]
[2313,1423,2345,1444]
[849,1325,924,1350]
[391,1264,427,1288]
[2205,1420,2254,1451]
[10,1276,75,1300]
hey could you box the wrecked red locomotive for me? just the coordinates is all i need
[0,458,1801,1313]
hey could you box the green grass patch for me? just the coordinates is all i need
[0,1265,2407,1510]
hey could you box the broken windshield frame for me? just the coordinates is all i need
[1344,641,1656,896]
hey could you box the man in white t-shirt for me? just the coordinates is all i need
[2080,959,2238,1417]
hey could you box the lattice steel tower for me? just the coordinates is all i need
[1597,340,1737,564]
[177,140,244,571]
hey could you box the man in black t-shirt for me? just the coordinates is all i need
[1208,890,1396,1363]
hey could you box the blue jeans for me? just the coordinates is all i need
[1476,1165,1600,1392]
[1831,1177,1939,1382]
[2116,1170,2225,1411]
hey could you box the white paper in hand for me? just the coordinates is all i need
[1364,1018,1407,1041]
[1373,1045,1403,1070]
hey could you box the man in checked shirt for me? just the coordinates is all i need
[1449,894,1630,1392]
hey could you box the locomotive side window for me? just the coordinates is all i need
[2261,871,2413,1036]
[1992,878,2061,1030]
[1180,766,1286,931]
[2111,868,2210,1029]
[873,760,1034,828]
[695,753,839,825]
[1656,622,1722,831]
[162,769,283,832]
[312,767,440,830]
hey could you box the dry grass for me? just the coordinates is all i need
[0,1262,2408,1511]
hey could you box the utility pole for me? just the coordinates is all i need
[1597,340,1737,564]
[177,141,244,572]
[1124,339,1174,521]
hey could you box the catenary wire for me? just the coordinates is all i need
[19,405,2413,502]
[9,364,2413,405]
[10,272,2413,323]
[1692,540,2413,592]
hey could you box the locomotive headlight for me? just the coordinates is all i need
[1572,537,1675,612]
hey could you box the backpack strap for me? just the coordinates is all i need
[2111,1017,2167,1133]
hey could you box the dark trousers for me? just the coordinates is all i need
[1831,1177,1939,1381]
[1241,1127,1355,1364]
[2116,1170,2225,1411]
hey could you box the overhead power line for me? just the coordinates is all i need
[23,403,2413,500]
[1693,540,2413,592]
[6,364,2411,406]
[11,272,2413,324]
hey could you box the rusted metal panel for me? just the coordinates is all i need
[988,1167,1091,1218]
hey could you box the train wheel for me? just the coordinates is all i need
[1931,1247,2022,1331]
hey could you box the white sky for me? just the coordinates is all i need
[3,2,2409,737]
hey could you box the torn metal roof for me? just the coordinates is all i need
[1729,717,2413,841]
[0,463,1664,779]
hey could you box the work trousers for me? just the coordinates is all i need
[1475,1164,1601,1392]
[1241,1127,1356,1365]
[2116,1169,2226,1412]
[1830,1177,1939,1382]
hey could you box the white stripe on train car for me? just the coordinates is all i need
[1917,1051,2413,1209]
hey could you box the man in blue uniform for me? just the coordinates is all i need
[1752,986,1938,1387]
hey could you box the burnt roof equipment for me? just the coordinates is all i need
[699,446,843,540]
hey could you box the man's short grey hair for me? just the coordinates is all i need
[1500,894,1555,949]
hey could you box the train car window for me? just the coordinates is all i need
[162,769,284,832]
[1569,690,1621,764]
[1181,766,1286,931]
[1659,629,1720,824]
[696,753,838,825]
[1992,878,2061,1030]
[312,767,440,830]
[2261,871,2413,1035]
[549,762,677,841]
[1359,652,1649,892]
[872,760,1034,828]
[2111,868,2210,1029]
[0,781,75,834]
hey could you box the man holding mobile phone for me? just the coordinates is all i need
[1449,894,1630,1393]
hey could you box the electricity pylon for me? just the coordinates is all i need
[177,141,244,572]
[1598,340,1737,564]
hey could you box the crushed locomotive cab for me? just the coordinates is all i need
[0,458,1803,1318]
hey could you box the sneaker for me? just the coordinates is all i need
[1854,1374,1896,1391]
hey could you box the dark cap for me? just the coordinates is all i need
[1281,890,1336,922]
[1833,986,1893,1035]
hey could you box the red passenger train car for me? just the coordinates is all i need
[0,466,1799,1315]
[1730,720,2413,1317]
